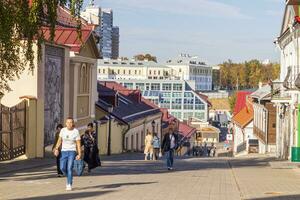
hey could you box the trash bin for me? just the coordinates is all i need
[291,147,300,162]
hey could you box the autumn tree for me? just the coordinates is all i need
[0,0,83,95]
[134,53,157,62]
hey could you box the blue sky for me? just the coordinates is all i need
[88,0,284,64]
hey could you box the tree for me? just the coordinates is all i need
[0,0,83,95]
[134,53,157,62]
[228,91,237,114]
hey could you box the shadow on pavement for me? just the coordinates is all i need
[11,190,113,200]
[75,181,157,190]
[0,153,289,180]
[248,194,300,200]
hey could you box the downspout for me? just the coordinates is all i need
[122,123,130,152]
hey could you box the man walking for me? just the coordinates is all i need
[54,117,81,191]
[162,121,178,170]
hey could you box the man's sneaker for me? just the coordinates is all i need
[167,167,171,170]
[66,184,72,191]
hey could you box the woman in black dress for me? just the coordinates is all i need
[81,123,101,172]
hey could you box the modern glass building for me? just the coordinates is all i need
[112,26,119,59]
[115,79,209,122]
[101,9,113,59]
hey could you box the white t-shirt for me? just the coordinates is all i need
[59,127,81,151]
[170,134,176,149]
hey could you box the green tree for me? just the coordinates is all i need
[0,0,83,95]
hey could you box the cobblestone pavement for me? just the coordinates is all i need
[1,154,300,200]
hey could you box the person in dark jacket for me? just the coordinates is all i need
[161,121,178,170]
[81,123,101,172]
[52,124,63,177]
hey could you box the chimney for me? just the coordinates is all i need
[129,91,141,103]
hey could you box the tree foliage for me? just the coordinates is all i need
[134,53,157,62]
[0,0,83,95]
[219,59,280,90]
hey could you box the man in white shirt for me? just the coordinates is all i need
[54,117,81,191]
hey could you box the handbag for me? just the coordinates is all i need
[73,159,85,176]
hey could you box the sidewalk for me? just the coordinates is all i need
[0,157,54,175]
[0,152,145,175]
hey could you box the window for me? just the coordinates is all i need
[149,70,152,75]
[160,98,171,109]
[158,71,161,75]
[151,83,160,90]
[123,69,126,74]
[117,69,120,74]
[154,70,156,75]
[195,112,205,120]
[98,69,101,73]
[135,70,137,74]
[124,83,134,89]
[183,112,193,120]
[184,98,194,110]
[136,83,145,90]
[139,70,142,75]
[171,112,182,119]
[103,69,106,74]
[162,83,172,91]
[129,70,131,75]
[173,83,183,91]
[79,64,89,94]
[172,92,182,97]
[184,92,194,97]
[172,98,182,109]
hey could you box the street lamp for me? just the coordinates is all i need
[151,120,155,134]
[107,105,113,156]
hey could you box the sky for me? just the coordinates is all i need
[86,0,285,64]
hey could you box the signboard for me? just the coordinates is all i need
[226,134,233,141]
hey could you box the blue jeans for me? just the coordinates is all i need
[60,151,76,185]
[166,149,174,168]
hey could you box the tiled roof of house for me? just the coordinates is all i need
[178,122,196,138]
[233,91,252,115]
[232,104,253,128]
[96,81,161,123]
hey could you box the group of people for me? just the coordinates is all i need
[52,118,180,191]
[52,118,101,191]
[144,120,179,171]
[192,142,216,157]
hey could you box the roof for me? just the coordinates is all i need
[250,85,271,101]
[96,82,161,123]
[178,122,196,138]
[42,28,93,53]
[210,98,230,110]
[233,91,252,115]
[197,125,221,134]
[232,104,253,128]
[196,92,212,107]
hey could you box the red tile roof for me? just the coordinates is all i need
[196,92,212,107]
[232,103,253,128]
[178,122,196,138]
[160,108,176,123]
[42,27,92,53]
[233,91,252,115]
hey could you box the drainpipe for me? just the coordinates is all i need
[122,123,130,152]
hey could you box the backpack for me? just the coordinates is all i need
[152,136,160,148]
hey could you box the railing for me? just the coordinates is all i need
[236,140,247,153]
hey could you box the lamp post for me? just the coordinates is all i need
[107,105,113,156]
[151,120,155,134]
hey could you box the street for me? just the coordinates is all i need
[1,154,300,200]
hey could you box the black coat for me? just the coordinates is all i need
[161,132,178,152]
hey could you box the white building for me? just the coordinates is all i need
[97,59,173,80]
[273,0,300,161]
[166,54,212,91]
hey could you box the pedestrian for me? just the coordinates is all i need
[211,143,217,157]
[81,123,101,172]
[203,142,208,157]
[53,117,81,191]
[161,121,178,170]
[144,129,154,160]
[52,124,63,177]
[152,133,161,160]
